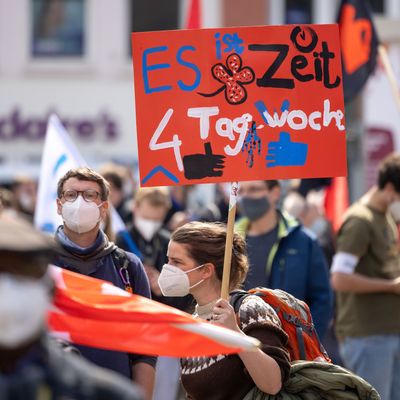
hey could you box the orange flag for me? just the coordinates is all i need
[48,266,259,357]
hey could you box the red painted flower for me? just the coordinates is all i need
[199,53,255,105]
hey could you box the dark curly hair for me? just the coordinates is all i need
[57,167,110,201]
[378,153,400,193]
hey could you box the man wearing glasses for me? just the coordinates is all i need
[53,167,155,400]
[235,180,332,341]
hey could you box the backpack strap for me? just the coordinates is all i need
[295,327,307,360]
[112,248,133,293]
[118,230,143,260]
[281,312,314,336]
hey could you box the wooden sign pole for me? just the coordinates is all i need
[378,44,400,113]
[221,182,239,300]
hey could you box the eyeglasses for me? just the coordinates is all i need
[61,189,101,203]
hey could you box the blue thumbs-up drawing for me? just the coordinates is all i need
[266,132,308,168]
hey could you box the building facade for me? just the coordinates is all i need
[0,0,398,200]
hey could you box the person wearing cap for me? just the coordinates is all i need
[52,167,155,400]
[0,216,143,400]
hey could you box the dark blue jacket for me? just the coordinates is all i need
[53,227,156,379]
[0,337,143,399]
[236,211,333,340]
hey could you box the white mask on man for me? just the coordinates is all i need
[134,216,162,241]
[61,196,102,234]
[0,274,50,348]
[389,200,400,222]
[157,263,205,297]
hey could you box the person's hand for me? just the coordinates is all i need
[212,298,242,333]
[144,264,162,296]
[392,276,400,295]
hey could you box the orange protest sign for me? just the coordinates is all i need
[132,24,346,187]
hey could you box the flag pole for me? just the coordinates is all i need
[378,44,400,112]
[221,182,239,300]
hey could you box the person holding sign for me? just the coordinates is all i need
[157,221,291,399]
[117,186,193,400]
[235,180,332,340]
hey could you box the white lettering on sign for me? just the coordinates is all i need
[187,107,219,139]
[215,118,234,140]
[220,113,252,156]
[149,108,183,171]
[148,99,344,172]
[259,99,345,131]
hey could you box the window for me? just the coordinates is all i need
[285,0,312,24]
[131,0,179,33]
[31,0,85,57]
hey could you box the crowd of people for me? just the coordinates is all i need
[0,153,399,400]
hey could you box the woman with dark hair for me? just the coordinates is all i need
[157,221,290,400]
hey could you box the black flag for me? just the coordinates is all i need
[338,0,379,101]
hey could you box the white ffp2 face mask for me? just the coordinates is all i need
[157,263,205,297]
[61,196,102,234]
[389,200,400,222]
[134,216,162,242]
[0,274,50,349]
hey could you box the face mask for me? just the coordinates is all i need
[0,274,50,349]
[134,216,162,241]
[309,217,327,237]
[389,200,400,222]
[19,192,34,212]
[239,196,271,221]
[61,195,102,234]
[158,263,205,297]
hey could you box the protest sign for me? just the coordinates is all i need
[132,24,346,187]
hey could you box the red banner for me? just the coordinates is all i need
[48,266,260,357]
[132,24,346,187]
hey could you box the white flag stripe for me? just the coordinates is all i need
[176,322,260,351]
[101,282,131,297]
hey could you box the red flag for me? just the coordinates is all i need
[185,0,201,29]
[338,0,379,101]
[48,266,259,357]
[324,176,349,232]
